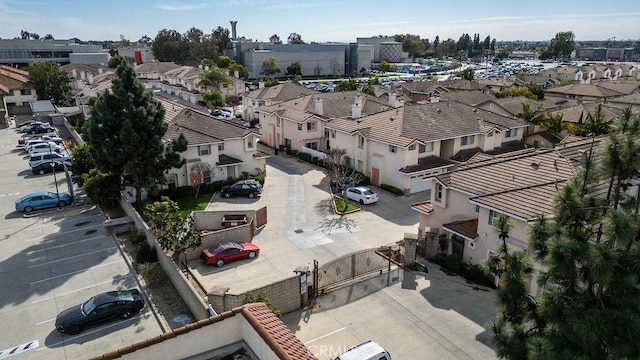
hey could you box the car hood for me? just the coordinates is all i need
[55,304,85,326]
[242,243,260,251]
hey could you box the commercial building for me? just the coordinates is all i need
[0,39,105,67]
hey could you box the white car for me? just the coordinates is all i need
[344,186,379,205]
[28,143,64,154]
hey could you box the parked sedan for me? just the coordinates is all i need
[220,181,262,199]
[15,191,73,213]
[200,242,260,267]
[55,289,145,335]
[31,161,71,175]
[345,186,379,205]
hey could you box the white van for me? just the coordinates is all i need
[29,153,70,168]
[335,341,391,360]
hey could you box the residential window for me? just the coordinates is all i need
[505,129,517,138]
[203,170,211,183]
[488,209,497,225]
[20,89,32,95]
[461,135,475,146]
[408,144,416,150]
[218,143,224,151]
[421,142,434,152]
[307,121,317,131]
[298,123,303,131]
[198,145,210,156]
[389,145,397,153]
[247,138,254,148]
[419,144,426,153]
[475,205,480,213]
[487,131,494,137]
[533,140,542,148]
[166,174,177,189]
[305,142,318,150]
[435,183,443,202]
[358,135,365,149]
[277,118,280,127]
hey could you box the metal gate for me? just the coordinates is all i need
[255,206,267,229]
[312,248,387,298]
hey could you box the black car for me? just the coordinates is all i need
[55,289,145,335]
[23,123,54,134]
[221,181,262,199]
[31,161,70,175]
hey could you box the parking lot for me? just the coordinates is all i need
[0,124,164,359]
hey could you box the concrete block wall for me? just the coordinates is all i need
[192,210,255,231]
[209,275,302,315]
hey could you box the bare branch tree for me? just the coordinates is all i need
[190,161,212,209]
[324,148,363,201]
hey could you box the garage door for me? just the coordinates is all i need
[409,174,432,193]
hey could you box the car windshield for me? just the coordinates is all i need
[363,190,375,195]
[82,296,97,315]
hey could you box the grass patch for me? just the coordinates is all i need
[174,193,212,217]
[333,195,359,213]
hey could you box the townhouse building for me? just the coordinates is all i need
[158,97,269,188]
[411,137,602,295]
[0,64,37,121]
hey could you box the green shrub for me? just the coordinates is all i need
[249,173,266,185]
[469,264,494,286]
[291,149,299,157]
[298,152,312,163]
[243,291,281,317]
[380,184,404,196]
[311,156,318,164]
[316,159,324,168]
[129,229,146,246]
[445,255,462,272]
[136,242,158,264]
[138,262,164,285]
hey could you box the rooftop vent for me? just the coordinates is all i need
[530,162,539,170]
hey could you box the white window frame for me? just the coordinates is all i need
[198,145,211,156]
[307,121,317,132]
[461,135,475,146]
[435,183,443,202]
[218,143,225,151]
[505,128,517,138]
[358,135,365,149]
[298,123,303,131]
[389,145,397,153]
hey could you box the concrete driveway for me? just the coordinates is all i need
[282,261,498,360]
[192,153,428,294]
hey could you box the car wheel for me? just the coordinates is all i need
[248,192,255,199]
[57,201,66,208]
[248,251,257,259]
[24,206,33,213]
[120,310,133,319]
[216,259,225,267]
[38,169,45,175]
[68,325,82,335]
[359,199,364,205]
[224,192,231,198]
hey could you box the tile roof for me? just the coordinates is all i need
[327,106,416,147]
[608,93,640,105]
[492,96,558,116]
[437,90,494,106]
[591,79,640,95]
[242,303,317,360]
[443,219,478,240]
[401,102,527,142]
[217,154,242,166]
[261,92,391,120]
[400,81,448,95]
[134,62,183,74]
[399,155,455,173]
[545,83,624,98]
[247,82,318,102]
[0,64,31,94]
[411,201,434,215]
[437,79,482,91]
[157,96,252,145]
[92,303,317,360]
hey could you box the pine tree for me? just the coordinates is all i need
[491,107,640,359]
[83,62,187,208]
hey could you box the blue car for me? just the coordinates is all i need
[15,191,73,213]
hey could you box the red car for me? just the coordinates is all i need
[200,242,260,267]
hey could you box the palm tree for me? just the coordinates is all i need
[544,112,567,137]
[579,103,609,136]
[197,66,230,91]
[517,102,545,138]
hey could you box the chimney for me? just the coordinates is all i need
[71,69,77,78]
[87,73,94,84]
[234,70,239,78]
[98,67,103,74]
[80,71,86,81]
[230,21,238,41]
[352,99,362,119]
[388,92,402,107]
[258,81,265,89]
[315,97,324,116]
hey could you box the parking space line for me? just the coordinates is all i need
[28,247,116,268]
[0,340,39,359]
[303,327,346,345]
[32,274,136,305]
[30,259,123,284]
[25,223,103,242]
[27,235,106,255]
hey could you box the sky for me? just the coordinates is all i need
[0,0,638,43]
